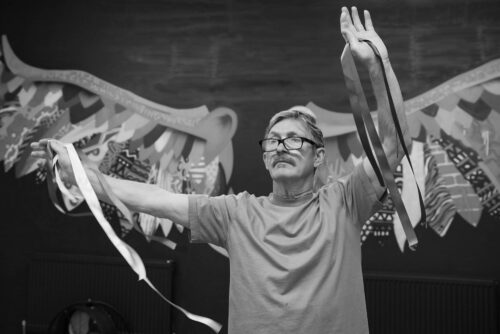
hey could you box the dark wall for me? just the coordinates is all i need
[1,0,500,333]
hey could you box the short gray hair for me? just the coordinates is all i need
[264,106,324,148]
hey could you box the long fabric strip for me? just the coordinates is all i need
[47,156,176,246]
[362,39,426,222]
[50,142,222,333]
[340,43,425,250]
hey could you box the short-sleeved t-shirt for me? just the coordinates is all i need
[188,164,382,334]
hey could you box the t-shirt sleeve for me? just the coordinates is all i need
[188,193,240,248]
[336,162,384,226]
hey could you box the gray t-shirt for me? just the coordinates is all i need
[189,164,382,334]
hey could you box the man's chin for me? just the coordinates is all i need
[270,169,297,181]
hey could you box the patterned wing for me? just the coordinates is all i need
[406,59,500,232]
[310,57,500,252]
[0,36,237,250]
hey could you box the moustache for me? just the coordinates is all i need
[272,156,295,167]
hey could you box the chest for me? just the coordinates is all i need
[230,199,355,258]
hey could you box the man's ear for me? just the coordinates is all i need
[262,152,270,170]
[314,147,326,168]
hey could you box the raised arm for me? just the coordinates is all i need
[340,6,411,195]
[30,139,189,227]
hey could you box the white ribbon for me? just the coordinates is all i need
[53,142,222,333]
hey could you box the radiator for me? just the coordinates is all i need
[26,253,174,334]
[364,273,499,334]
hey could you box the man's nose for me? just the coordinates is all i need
[276,141,287,152]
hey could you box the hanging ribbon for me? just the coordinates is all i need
[340,41,426,250]
[48,151,177,249]
[47,141,222,333]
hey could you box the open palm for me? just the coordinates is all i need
[340,6,388,67]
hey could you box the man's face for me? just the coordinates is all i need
[262,118,323,183]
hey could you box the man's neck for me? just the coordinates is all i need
[272,178,314,198]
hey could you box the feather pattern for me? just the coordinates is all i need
[0,36,237,250]
[308,58,500,250]
[433,132,483,226]
[423,142,456,236]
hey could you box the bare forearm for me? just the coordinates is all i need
[368,58,411,169]
[83,167,189,226]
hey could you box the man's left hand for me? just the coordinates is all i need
[340,6,388,67]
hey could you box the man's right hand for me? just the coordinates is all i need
[30,139,76,186]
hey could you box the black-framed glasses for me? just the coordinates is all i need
[259,137,320,152]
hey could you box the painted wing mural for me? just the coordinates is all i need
[0,36,237,253]
[2,33,499,255]
[309,58,500,252]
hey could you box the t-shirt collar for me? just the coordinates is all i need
[268,190,313,206]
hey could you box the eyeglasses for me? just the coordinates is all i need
[259,137,320,152]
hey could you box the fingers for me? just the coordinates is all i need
[340,7,354,28]
[340,6,373,32]
[30,139,48,150]
[364,10,374,31]
[340,7,356,44]
[30,151,49,159]
[30,139,65,158]
[30,140,49,161]
[30,141,47,155]
[340,6,373,45]
[350,7,365,31]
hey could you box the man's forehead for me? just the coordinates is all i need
[268,118,309,136]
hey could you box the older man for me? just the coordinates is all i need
[32,6,409,334]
